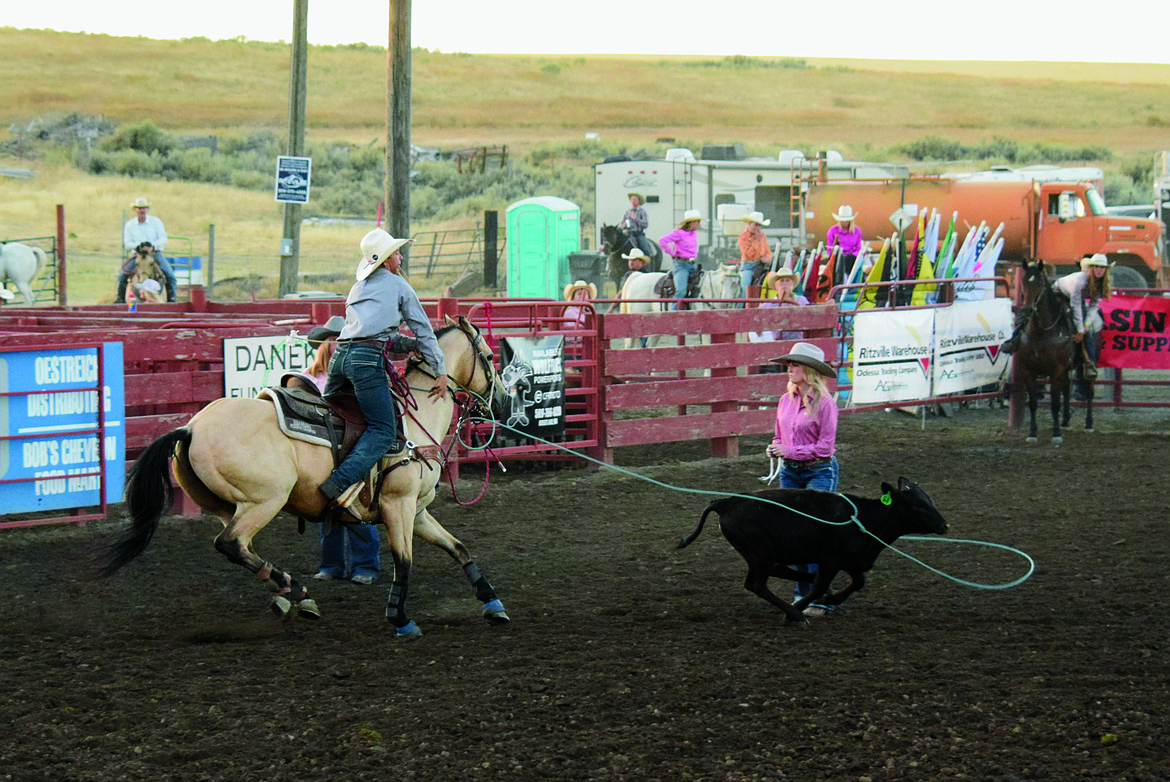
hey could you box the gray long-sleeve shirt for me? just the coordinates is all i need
[338,267,447,375]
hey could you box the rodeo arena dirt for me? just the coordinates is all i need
[2,278,1170,782]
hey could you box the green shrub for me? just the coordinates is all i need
[99,120,174,156]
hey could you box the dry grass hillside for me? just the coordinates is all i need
[3,28,1170,302]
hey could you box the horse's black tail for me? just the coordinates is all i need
[98,427,192,577]
[677,498,730,549]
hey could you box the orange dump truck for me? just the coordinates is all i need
[803,178,1164,288]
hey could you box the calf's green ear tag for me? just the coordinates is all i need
[880,492,892,506]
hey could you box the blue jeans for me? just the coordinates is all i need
[117,251,177,301]
[320,342,397,497]
[781,456,840,601]
[630,231,653,259]
[671,258,697,310]
[740,261,763,294]
[318,522,380,579]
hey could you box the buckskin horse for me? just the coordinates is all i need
[1012,259,1094,443]
[100,316,510,638]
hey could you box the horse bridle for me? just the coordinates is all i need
[1023,272,1066,334]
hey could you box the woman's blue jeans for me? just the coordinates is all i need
[671,258,697,310]
[320,342,398,497]
[780,456,840,601]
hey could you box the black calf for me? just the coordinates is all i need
[677,477,949,623]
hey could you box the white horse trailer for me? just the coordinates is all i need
[594,149,909,263]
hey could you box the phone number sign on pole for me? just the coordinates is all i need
[275,156,312,204]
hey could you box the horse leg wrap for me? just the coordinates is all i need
[463,561,497,603]
[385,581,409,627]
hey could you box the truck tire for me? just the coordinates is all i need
[1109,264,1148,291]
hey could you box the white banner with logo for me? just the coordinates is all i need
[851,300,1013,404]
[852,308,935,404]
[932,299,1013,395]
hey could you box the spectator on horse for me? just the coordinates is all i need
[618,247,650,293]
[619,192,653,259]
[119,197,177,303]
[318,229,449,520]
[660,209,702,311]
[305,323,381,585]
[765,342,840,617]
[826,205,863,288]
[736,211,772,299]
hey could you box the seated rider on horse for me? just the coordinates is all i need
[620,193,654,259]
[318,229,449,520]
[1002,254,1112,378]
[119,197,177,303]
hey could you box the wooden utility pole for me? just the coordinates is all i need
[279,0,309,297]
[386,0,412,272]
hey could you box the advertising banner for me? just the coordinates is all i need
[932,299,1013,395]
[851,309,935,404]
[275,155,312,204]
[1100,295,1170,370]
[223,335,313,398]
[0,343,125,513]
[499,335,565,438]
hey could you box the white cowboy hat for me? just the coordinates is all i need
[832,205,859,222]
[768,342,834,378]
[741,211,771,227]
[130,197,151,209]
[355,229,412,281]
[677,209,702,228]
[563,280,597,300]
[621,248,649,262]
[1081,253,1114,269]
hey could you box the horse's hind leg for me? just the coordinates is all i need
[415,509,509,624]
[1084,380,1095,433]
[16,280,36,306]
[213,498,315,620]
[1026,388,1040,443]
[1049,378,1064,445]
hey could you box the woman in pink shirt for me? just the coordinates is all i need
[765,342,838,616]
[825,205,863,288]
[659,209,702,307]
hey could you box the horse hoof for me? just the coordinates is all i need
[1026,436,1038,444]
[395,620,423,639]
[298,598,322,620]
[270,595,293,620]
[1085,427,1094,434]
[482,599,511,625]
[1052,437,1063,446]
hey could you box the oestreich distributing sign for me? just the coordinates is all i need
[223,335,313,398]
[0,344,125,512]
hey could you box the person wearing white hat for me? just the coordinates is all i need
[1055,254,1113,392]
[619,193,654,259]
[119,197,177,303]
[317,229,449,519]
[659,209,702,309]
[618,247,650,291]
[765,342,840,616]
[827,205,864,289]
[735,211,772,302]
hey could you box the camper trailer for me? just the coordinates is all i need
[594,149,908,262]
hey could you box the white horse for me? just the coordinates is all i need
[616,266,740,349]
[696,262,741,308]
[0,242,48,305]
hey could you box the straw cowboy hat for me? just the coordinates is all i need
[563,280,597,300]
[832,205,859,222]
[130,197,151,209]
[1081,253,1114,270]
[307,315,347,349]
[764,267,797,289]
[741,211,771,227]
[627,192,645,204]
[677,209,702,228]
[768,342,834,378]
[356,228,412,281]
[621,248,649,262]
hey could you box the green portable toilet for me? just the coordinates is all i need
[506,196,580,298]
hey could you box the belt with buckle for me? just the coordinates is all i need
[783,456,832,469]
[335,337,385,345]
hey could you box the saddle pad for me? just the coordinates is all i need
[257,387,336,448]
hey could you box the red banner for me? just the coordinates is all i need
[1100,295,1170,369]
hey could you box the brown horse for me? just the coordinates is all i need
[101,316,509,638]
[1012,259,1094,443]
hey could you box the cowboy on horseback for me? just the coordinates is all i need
[619,192,654,259]
[318,229,449,520]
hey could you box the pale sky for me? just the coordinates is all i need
[6,0,1169,64]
